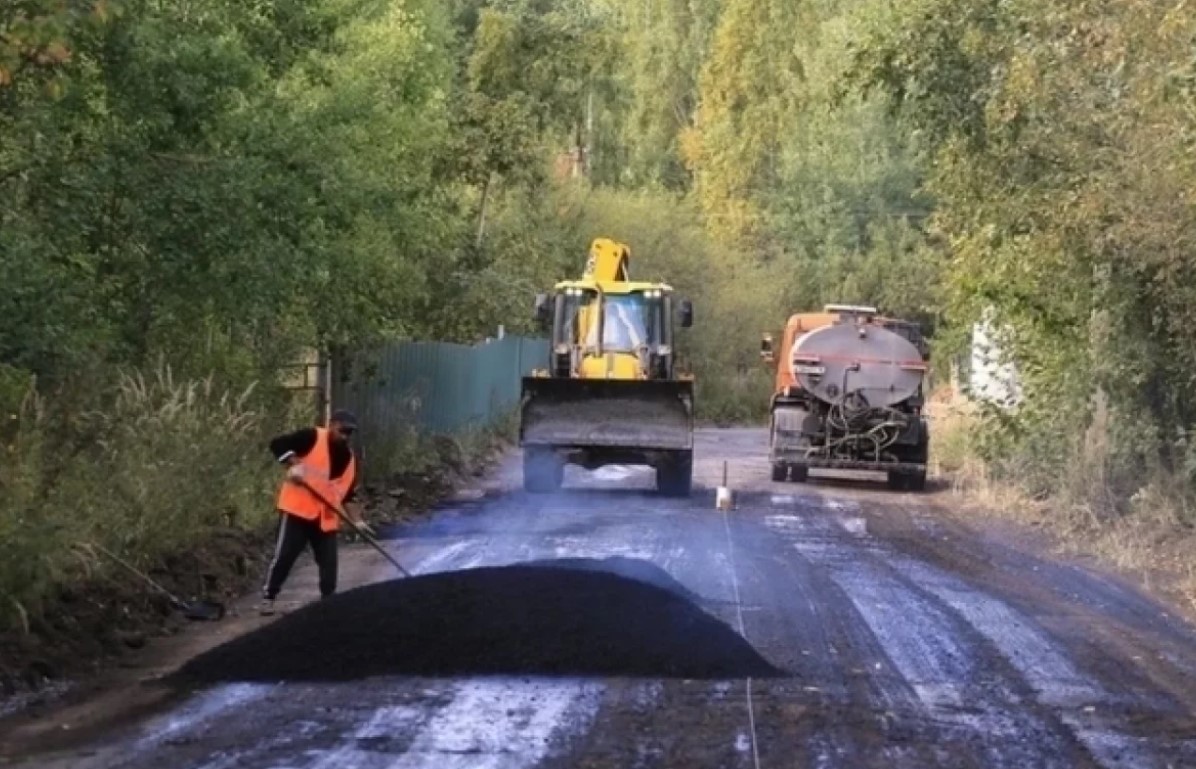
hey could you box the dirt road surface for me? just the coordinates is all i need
[5,428,1196,768]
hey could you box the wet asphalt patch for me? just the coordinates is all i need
[173,560,783,684]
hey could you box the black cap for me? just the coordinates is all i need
[330,409,358,429]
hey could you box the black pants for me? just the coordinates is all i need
[263,513,337,599]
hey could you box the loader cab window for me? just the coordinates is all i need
[557,289,664,351]
[600,294,659,351]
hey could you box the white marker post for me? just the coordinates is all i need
[716,460,733,511]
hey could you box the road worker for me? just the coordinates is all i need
[258,409,372,615]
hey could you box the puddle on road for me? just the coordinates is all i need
[840,517,869,537]
[589,465,641,482]
[765,514,807,533]
[822,497,862,514]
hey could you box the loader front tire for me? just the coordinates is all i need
[523,448,563,493]
[657,451,693,497]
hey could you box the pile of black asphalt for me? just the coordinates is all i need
[174,558,783,683]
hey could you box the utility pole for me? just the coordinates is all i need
[584,89,594,177]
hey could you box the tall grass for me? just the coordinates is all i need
[361,396,519,491]
[698,370,773,426]
[930,390,1196,612]
[0,367,276,634]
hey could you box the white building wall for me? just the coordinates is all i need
[968,309,1021,409]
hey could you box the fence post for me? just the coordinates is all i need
[316,350,331,426]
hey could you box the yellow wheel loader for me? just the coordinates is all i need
[520,238,695,495]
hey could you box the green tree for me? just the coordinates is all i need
[683,0,805,244]
[851,0,1196,499]
[611,0,720,189]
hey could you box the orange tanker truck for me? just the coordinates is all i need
[760,304,931,491]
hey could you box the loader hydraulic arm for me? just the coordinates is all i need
[584,238,631,282]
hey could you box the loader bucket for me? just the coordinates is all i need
[519,377,694,451]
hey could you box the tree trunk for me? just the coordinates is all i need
[475,173,494,248]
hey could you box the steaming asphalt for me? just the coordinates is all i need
[14,429,1196,768]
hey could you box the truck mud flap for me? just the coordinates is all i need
[519,378,694,451]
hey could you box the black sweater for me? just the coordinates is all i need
[269,428,359,502]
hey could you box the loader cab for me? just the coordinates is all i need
[760,333,776,365]
[556,286,669,352]
[536,284,690,380]
[881,319,931,360]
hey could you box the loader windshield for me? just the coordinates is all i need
[599,295,654,351]
[559,290,663,352]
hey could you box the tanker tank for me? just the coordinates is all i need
[762,305,930,491]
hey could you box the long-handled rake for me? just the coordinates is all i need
[293,476,412,578]
[83,543,226,621]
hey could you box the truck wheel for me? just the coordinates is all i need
[906,469,927,492]
[790,464,809,483]
[771,463,787,482]
[886,471,907,491]
[523,449,563,493]
[658,451,693,497]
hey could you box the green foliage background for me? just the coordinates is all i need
[848,0,1196,512]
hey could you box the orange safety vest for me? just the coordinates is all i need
[275,427,357,533]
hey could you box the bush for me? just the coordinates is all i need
[698,370,772,426]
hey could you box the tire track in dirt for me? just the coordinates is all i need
[730,497,956,769]
[541,485,764,769]
[759,492,1196,768]
[887,500,1196,708]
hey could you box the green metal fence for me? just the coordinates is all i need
[332,334,548,478]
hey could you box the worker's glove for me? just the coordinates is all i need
[343,502,375,537]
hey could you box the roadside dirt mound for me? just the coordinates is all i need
[0,528,268,698]
[174,563,782,683]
